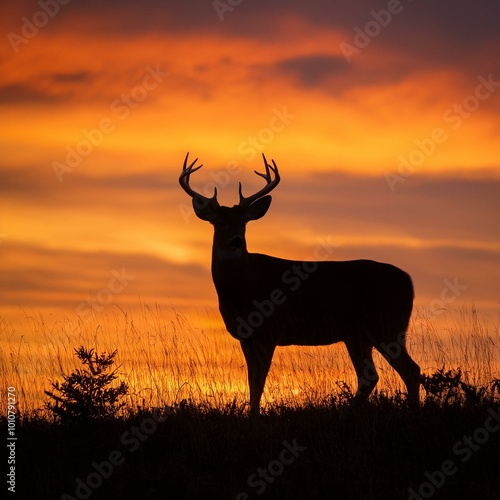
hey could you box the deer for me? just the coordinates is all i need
[179,153,421,416]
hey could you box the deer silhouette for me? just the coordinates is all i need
[180,153,420,416]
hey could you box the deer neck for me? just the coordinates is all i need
[211,243,251,293]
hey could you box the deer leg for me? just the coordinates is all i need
[378,340,421,409]
[241,340,275,417]
[345,337,379,406]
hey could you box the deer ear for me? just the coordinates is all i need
[244,196,272,221]
[192,195,219,222]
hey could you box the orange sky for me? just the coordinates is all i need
[1,1,499,331]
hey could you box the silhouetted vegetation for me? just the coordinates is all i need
[6,367,500,500]
[44,346,129,424]
[422,366,500,407]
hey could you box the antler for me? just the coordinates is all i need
[179,152,218,203]
[239,154,280,207]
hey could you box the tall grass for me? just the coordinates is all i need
[1,305,499,416]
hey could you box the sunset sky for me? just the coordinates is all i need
[1,0,499,331]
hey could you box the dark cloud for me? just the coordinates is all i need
[0,83,62,105]
[276,54,349,88]
[0,71,97,105]
[52,71,92,84]
[3,164,498,247]
[276,171,500,245]
[0,166,177,203]
[81,171,174,192]
[0,166,63,195]
[3,1,499,106]
[270,53,411,94]
[8,0,500,52]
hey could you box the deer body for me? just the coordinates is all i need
[180,154,421,415]
[214,254,413,346]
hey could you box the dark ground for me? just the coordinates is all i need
[5,394,500,500]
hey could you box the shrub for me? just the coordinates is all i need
[45,346,128,424]
[422,367,498,406]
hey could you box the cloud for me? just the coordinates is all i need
[0,83,63,105]
[275,54,349,88]
[3,1,500,117]
[58,0,500,50]
[3,165,499,253]
[272,171,500,243]
[51,71,92,84]
[0,241,213,314]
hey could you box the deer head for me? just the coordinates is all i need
[179,153,280,260]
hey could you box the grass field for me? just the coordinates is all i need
[1,306,500,499]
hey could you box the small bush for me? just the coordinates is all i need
[45,346,128,424]
[422,367,498,406]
